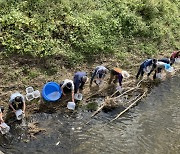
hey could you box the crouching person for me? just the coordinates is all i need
[0,106,10,134]
[90,66,108,87]
[9,92,26,119]
[60,79,75,102]
[136,59,157,79]
[73,71,88,94]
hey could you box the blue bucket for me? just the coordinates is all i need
[42,82,62,102]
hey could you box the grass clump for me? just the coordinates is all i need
[0,0,179,62]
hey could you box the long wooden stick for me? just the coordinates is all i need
[110,79,143,100]
[110,92,146,122]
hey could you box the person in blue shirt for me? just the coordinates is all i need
[73,71,88,93]
[136,59,157,79]
[90,66,108,86]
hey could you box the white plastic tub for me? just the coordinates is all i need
[0,123,10,134]
[26,87,34,94]
[175,58,180,63]
[15,109,23,120]
[33,90,41,98]
[74,93,83,101]
[26,93,34,101]
[67,102,76,110]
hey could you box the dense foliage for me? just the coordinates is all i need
[0,0,179,61]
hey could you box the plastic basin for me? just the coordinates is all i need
[42,82,62,102]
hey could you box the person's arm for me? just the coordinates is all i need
[0,112,4,123]
[61,82,66,95]
[23,101,26,113]
[72,90,75,102]
[9,103,16,113]
[74,79,80,93]
[148,64,156,76]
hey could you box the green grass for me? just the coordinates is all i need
[0,0,179,63]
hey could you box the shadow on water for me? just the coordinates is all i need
[0,75,180,154]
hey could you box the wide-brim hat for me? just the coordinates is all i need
[121,70,130,78]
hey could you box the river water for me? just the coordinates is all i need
[0,75,180,154]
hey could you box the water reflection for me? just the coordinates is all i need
[0,76,180,154]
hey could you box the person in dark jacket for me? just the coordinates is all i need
[136,59,157,79]
[73,71,88,93]
[90,66,108,86]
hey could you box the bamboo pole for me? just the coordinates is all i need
[110,79,143,101]
[110,92,146,123]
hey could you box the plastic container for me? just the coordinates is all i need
[0,123,10,134]
[166,67,174,73]
[74,93,83,101]
[42,82,62,102]
[67,102,76,110]
[26,87,34,94]
[175,58,180,63]
[33,90,40,98]
[26,93,34,101]
[15,109,23,120]
[121,71,130,78]
[156,73,162,79]
[116,86,123,92]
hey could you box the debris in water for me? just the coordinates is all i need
[71,127,75,130]
[56,141,60,145]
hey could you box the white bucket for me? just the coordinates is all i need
[175,58,180,63]
[15,109,23,120]
[116,86,123,92]
[26,87,34,94]
[26,93,34,101]
[67,102,76,110]
[166,67,174,73]
[156,73,162,79]
[0,123,10,134]
[33,90,41,98]
[74,93,83,101]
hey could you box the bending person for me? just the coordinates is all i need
[90,66,108,86]
[108,68,130,89]
[136,59,157,79]
[73,71,88,94]
[9,92,26,117]
[153,61,173,79]
[170,51,179,64]
[60,79,75,102]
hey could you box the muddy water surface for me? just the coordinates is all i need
[0,75,180,154]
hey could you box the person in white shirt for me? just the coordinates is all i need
[60,79,75,102]
[9,92,26,116]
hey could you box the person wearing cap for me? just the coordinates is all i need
[153,61,173,79]
[136,59,157,79]
[90,66,108,86]
[60,79,75,102]
[9,92,26,116]
[108,68,129,88]
[170,51,180,64]
[73,71,88,94]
